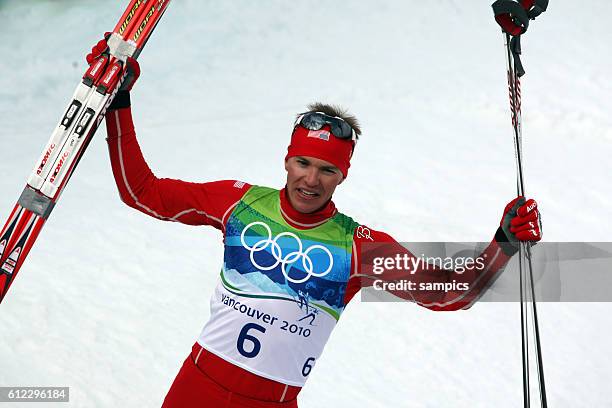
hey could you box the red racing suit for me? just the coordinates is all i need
[105,107,515,407]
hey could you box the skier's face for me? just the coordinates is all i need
[285,156,344,214]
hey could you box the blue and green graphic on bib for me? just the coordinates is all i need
[222,187,357,321]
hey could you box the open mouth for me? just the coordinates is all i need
[296,188,320,200]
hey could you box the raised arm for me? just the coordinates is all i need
[84,35,250,231]
[105,105,249,230]
[346,197,542,310]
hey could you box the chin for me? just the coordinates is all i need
[300,205,321,214]
[294,201,320,214]
[290,191,324,214]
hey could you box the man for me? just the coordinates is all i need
[89,38,542,407]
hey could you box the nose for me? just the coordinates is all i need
[304,167,319,187]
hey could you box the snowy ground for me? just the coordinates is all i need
[1,0,611,407]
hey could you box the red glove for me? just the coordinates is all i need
[86,32,111,65]
[85,33,140,92]
[496,196,542,254]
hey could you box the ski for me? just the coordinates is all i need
[0,0,172,303]
[28,0,147,193]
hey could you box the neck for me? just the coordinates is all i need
[279,187,336,229]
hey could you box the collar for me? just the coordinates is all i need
[279,187,337,229]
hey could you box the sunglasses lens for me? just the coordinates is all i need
[336,121,353,139]
[301,113,325,130]
[298,112,354,140]
[329,122,343,139]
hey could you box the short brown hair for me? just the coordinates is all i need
[298,102,362,138]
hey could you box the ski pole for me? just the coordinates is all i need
[491,1,549,406]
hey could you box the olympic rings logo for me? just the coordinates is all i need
[240,221,334,284]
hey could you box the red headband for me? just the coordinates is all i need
[285,125,355,178]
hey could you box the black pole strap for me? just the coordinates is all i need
[510,36,525,77]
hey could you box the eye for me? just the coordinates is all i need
[322,168,337,175]
[296,158,308,166]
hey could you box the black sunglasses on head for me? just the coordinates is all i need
[294,112,357,141]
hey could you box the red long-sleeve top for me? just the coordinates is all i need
[105,107,513,312]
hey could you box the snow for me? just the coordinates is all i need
[1,0,611,406]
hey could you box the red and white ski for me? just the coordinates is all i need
[0,0,172,303]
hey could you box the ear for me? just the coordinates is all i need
[338,175,345,185]
[284,158,290,172]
